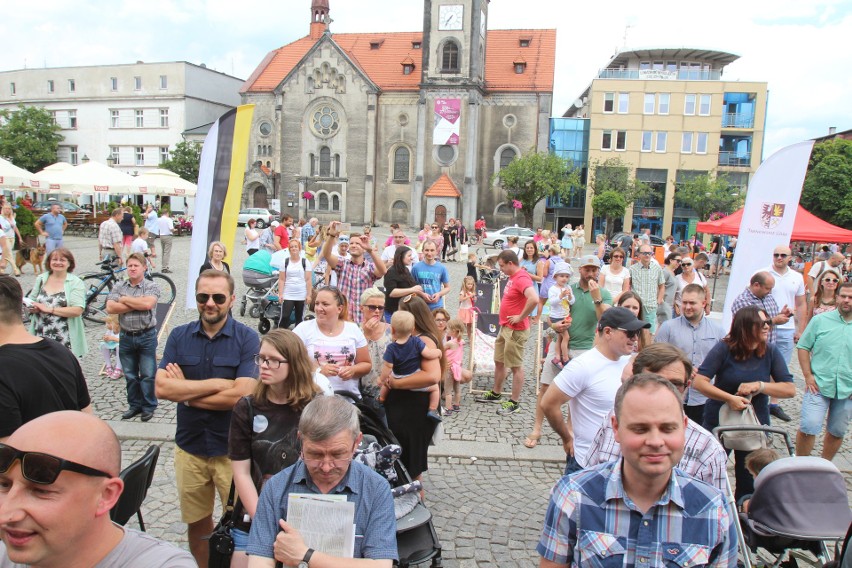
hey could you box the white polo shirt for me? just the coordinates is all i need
[763,265,805,330]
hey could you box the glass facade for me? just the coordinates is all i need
[547,118,590,210]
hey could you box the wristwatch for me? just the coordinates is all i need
[593,299,603,305]
[298,548,315,568]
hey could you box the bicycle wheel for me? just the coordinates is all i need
[82,274,113,324]
[147,273,176,304]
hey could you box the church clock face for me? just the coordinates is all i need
[439,4,463,30]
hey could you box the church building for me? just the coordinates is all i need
[240,0,555,228]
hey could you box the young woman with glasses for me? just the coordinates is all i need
[809,268,842,319]
[227,329,321,567]
[693,305,796,501]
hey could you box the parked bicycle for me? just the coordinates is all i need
[81,256,176,324]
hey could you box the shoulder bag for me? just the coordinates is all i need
[717,395,767,452]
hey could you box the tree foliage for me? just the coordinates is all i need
[493,150,583,227]
[588,158,652,238]
[0,105,63,172]
[160,141,202,184]
[674,172,744,226]
[801,139,852,228]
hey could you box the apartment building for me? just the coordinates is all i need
[559,48,767,241]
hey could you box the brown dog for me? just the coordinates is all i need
[15,245,46,275]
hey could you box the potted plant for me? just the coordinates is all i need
[13,203,38,248]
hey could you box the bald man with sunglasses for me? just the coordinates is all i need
[0,411,194,567]
[155,269,259,566]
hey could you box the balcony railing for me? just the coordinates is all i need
[598,69,722,80]
[718,151,751,167]
[722,113,755,128]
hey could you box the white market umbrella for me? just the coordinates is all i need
[0,157,39,190]
[134,168,197,197]
[35,161,140,197]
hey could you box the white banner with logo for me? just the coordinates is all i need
[722,140,814,329]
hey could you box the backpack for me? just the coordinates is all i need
[284,257,307,272]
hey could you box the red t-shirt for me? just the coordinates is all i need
[499,269,533,330]
[274,225,290,248]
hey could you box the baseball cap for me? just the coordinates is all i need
[578,254,600,268]
[271,221,280,228]
[553,262,573,276]
[338,235,350,243]
[598,307,651,331]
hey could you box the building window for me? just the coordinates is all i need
[393,147,410,181]
[309,153,315,177]
[135,110,144,128]
[412,41,421,49]
[111,110,120,128]
[69,146,78,165]
[332,194,340,211]
[47,80,54,93]
[699,94,711,116]
[402,63,415,75]
[603,92,614,113]
[615,130,627,151]
[500,147,517,170]
[135,147,144,166]
[110,146,120,165]
[159,109,169,128]
[110,77,118,91]
[68,79,75,93]
[617,92,629,114]
[519,38,531,47]
[643,94,655,115]
[159,146,169,164]
[134,76,142,90]
[441,41,460,72]
[514,62,526,74]
[696,132,709,154]
[310,104,340,138]
[159,75,167,89]
[319,147,331,177]
[318,193,329,211]
[681,132,693,153]
[50,111,57,125]
[641,131,653,152]
[684,94,696,116]
[334,153,340,177]
[658,93,670,115]
[602,130,613,150]
[68,110,77,129]
[655,132,667,153]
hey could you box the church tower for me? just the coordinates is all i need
[310,0,330,39]
[421,0,488,86]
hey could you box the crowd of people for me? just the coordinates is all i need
[0,202,851,566]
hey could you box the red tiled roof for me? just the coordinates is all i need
[241,28,555,94]
[424,174,461,198]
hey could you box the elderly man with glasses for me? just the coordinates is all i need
[0,412,195,567]
[247,396,398,567]
[628,244,665,333]
[155,269,259,567]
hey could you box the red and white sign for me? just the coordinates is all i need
[433,98,461,146]
[94,185,109,193]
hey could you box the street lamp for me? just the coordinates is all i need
[81,154,90,164]
[106,155,116,168]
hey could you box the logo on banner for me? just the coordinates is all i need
[760,203,786,229]
[433,98,461,145]
[95,185,109,193]
[488,324,497,333]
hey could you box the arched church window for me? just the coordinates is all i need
[331,194,340,211]
[319,147,331,177]
[500,148,517,170]
[393,147,410,182]
[318,193,329,211]
[441,42,460,72]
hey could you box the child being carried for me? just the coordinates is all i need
[379,311,443,422]
[547,262,575,369]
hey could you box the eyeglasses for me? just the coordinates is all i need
[431,226,438,229]
[0,443,112,485]
[681,262,693,267]
[773,253,789,259]
[616,328,641,339]
[434,318,448,323]
[822,278,839,283]
[301,451,353,468]
[759,320,771,328]
[672,259,682,263]
[196,293,228,305]
[254,355,288,369]
[639,251,653,256]
[611,255,624,259]
[363,305,385,311]
[669,380,687,391]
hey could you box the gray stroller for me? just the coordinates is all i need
[739,455,852,567]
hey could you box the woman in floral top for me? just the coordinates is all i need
[27,248,88,357]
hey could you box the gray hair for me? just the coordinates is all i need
[614,373,684,421]
[359,287,385,306]
[299,396,360,442]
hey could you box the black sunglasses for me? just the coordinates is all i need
[617,328,641,339]
[364,305,385,311]
[0,443,112,485]
[773,253,789,258]
[196,293,228,305]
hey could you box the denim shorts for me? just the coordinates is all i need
[232,527,250,552]
[800,390,852,438]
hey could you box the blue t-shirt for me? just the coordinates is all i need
[38,212,67,239]
[383,335,426,377]
[158,316,260,457]
[698,341,793,430]
[411,261,449,309]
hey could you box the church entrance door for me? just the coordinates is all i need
[434,205,447,226]
[253,185,269,209]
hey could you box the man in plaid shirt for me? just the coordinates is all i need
[538,374,737,568]
[585,343,728,492]
[730,271,791,344]
[629,244,665,332]
[98,208,125,264]
[321,221,386,324]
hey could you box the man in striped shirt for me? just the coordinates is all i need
[538,374,737,568]
[585,343,728,492]
[322,221,386,325]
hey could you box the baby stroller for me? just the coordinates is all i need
[240,249,277,318]
[337,391,444,567]
[257,297,313,335]
[715,425,852,567]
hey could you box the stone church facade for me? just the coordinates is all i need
[240,0,555,229]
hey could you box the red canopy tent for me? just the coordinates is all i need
[696,205,852,243]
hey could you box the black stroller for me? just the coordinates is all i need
[340,391,443,567]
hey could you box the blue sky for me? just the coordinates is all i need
[1,0,849,157]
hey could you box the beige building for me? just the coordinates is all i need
[240,0,555,228]
[563,48,767,241]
